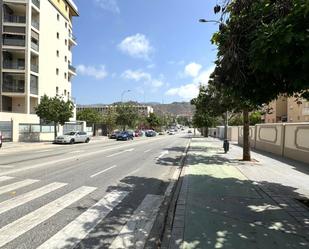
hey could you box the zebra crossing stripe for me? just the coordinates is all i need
[109,194,163,249]
[0,186,96,248]
[37,190,128,249]
[0,176,14,183]
[0,182,67,215]
[0,179,39,195]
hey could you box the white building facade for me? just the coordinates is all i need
[0,0,78,141]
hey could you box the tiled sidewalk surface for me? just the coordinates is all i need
[168,137,309,249]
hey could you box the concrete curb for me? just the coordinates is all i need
[144,137,192,249]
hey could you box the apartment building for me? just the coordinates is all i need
[0,0,78,141]
[264,95,309,123]
[77,105,155,117]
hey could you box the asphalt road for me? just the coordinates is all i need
[0,133,191,249]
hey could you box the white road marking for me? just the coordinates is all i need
[144,149,151,153]
[68,150,85,154]
[0,176,14,182]
[0,166,13,169]
[0,140,155,177]
[90,165,117,178]
[37,190,128,249]
[106,148,135,158]
[0,179,39,195]
[157,150,169,160]
[109,194,163,249]
[0,186,96,248]
[0,182,67,215]
[126,168,141,176]
[38,149,53,153]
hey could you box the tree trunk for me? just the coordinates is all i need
[205,127,209,137]
[243,108,251,161]
[54,123,58,139]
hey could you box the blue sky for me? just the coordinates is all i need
[72,0,218,104]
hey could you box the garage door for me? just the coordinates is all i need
[0,121,12,142]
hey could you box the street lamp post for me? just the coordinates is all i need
[121,90,131,103]
[199,18,229,153]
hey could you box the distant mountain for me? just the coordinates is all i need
[151,102,194,117]
[77,101,194,117]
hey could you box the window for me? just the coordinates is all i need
[64,72,67,79]
[65,5,68,12]
[68,92,70,99]
[56,50,59,57]
[65,56,67,62]
[64,90,67,96]
[56,68,59,75]
[56,86,59,94]
[57,32,59,39]
[57,14,60,21]
[65,39,67,45]
[65,22,67,28]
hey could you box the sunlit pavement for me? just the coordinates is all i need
[0,133,190,249]
[167,137,309,249]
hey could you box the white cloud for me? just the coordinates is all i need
[121,70,151,81]
[122,69,165,89]
[184,62,202,77]
[165,65,215,100]
[76,64,108,80]
[94,0,120,13]
[118,34,153,59]
[166,83,199,100]
[147,64,156,69]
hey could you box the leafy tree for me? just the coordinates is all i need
[77,108,101,125]
[229,111,263,126]
[212,0,309,160]
[77,108,102,136]
[36,95,74,138]
[115,104,139,130]
[146,113,162,131]
[102,108,118,134]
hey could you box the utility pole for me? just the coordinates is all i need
[223,110,229,153]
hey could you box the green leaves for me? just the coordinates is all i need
[35,95,74,126]
[77,109,102,125]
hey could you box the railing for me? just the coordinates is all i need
[3,38,25,47]
[3,60,25,70]
[3,15,26,24]
[31,64,39,73]
[30,75,38,95]
[69,33,77,42]
[32,0,40,8]
[68,64,76,73]
[31,20,40,30]
[31,42,39,51]
[2,80,25,93]
[30,85,38,95]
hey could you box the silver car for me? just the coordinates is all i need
[55,131,90,144]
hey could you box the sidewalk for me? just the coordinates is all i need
[168,137,309,249]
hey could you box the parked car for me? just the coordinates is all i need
[188,130,192,133]
[169,131,176,135]
[116,131,134,141]
[145,130,156,137]
[55,131,90,144]
[109,131,120,139]
[0,131,2,148]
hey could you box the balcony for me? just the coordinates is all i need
[3,60,25,70]
[69,33,77,46]
[68,64,77,76]
[30,75,38,95]
[3,36,25,47]
[31,20,40,30]
[31,64,39,73]
[32,0,40,9]
[2,80,25,94]
[31,41,39,51]
[3,15,26,24]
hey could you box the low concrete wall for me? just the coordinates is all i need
[238,126,256,148]
[255,124,284,156]
[0,113,39,142]
[208,126,238,141]
[237,122,309,164]
[284,123,309,164]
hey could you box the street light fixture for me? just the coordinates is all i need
[121,89,131,103]
[199,18,229,153]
